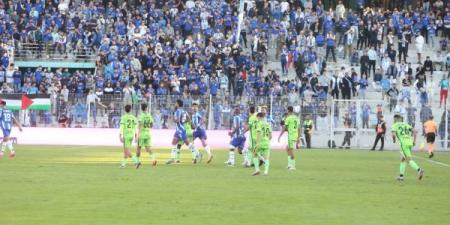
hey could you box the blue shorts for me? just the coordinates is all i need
[193,128,207,140]
[231,136,246,150]
[1,129,11,137]
[174,130,187,142]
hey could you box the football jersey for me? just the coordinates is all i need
[0,108,15,130]
[174,108,187,132]
[138,112,153,136]
[284,115,299,140]
[391,122,413,144]
[120,113,138,136]
[257,120,272,148]
[192,111,204,130]
[233,115,244,137]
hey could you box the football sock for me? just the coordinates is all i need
[150,152,156,161]
[229,150,235,164]
[1,142,6,153]
[290,156,296,168]
[287,156,292,167]
[170,145,177,159]
[399,162,406,176]
[205,146,211,156]
[253,157,260,172]
[189,143,197,160]
[7,141,13,151]
[409,160,420,171]
[131,155,139,164]
[121,158,128,167]
[264,159,270,174]
[246,150,252,164]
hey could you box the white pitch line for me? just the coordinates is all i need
[416,156,450,168]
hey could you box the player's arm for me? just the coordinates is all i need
[229,117,238,136]
[12,117,22,132]
[278,124,287,142]
[412,128,417,146]
[391,129,396,143]
[255,129,262,152]
[119,119,124,142]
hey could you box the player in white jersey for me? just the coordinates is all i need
[0,100,23,158]
[191,102,213,163]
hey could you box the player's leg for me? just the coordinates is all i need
[2,130,14,158]
[403,144,424,180]
[201,137,213,163]
[397,155,406,181]
[185,134,200,164]
[121,137,134,168]
[167,134,179,164]
[145,145,157,166]
[287,140,296,170]
[252,151,261,176]
[262,149,271,175]
[226,142,236,166]
[427,134,435,158]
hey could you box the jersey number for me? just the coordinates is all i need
[143,121,151,128]
[398,126,412,136]
[127,120,133,129]
[263,127,271,138]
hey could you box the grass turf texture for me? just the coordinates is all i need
[1,146,450,225]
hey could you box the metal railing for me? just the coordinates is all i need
[12,93,450,151]
[14,43,97,62]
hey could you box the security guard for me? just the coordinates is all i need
[303,115,314,149]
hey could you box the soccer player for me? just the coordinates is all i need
[226,107,246,166]
[423,116,437,158]
[243,105,258,167]
[0,100,23,158]
[136,103,157,166]
[119,104,139,168]
[392,115,424,181]
[252,112,272,176]
[278,106,300,170]
[167,100,200,164]
[192,102,213,163]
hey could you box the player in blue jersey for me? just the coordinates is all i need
[225,107,246,166]
[167,99,200,164]
[0,100,23,158]
[191,102,213,163]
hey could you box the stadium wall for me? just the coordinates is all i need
[11,128,289,149]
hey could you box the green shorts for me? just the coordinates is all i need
[287,139,297,149]
[256,147,270,157]
[138,135,151,148]
[123,135,134,149]
[400,142,413,158]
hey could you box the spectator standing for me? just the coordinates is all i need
[303,114,313,149]
[439,76,449,108]
[371,115,386,151]
[330,73,341,99]
[325,32,337,63]
[415,33,425,63]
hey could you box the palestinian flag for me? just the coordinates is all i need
[1,94,51,111]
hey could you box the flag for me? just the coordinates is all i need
[21,95,34,110]
[1,94,50,111]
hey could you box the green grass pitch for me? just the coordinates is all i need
[1,145,450,225]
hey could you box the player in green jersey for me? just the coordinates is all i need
[243,106,258,167]
[391,115,424,181]
[119,105,139,168]
[136,103,157,166]
[252,112,272,176]
[278,106,300,170]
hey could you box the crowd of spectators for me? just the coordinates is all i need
[0,0,449,130]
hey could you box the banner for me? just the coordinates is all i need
[0,94,51,111]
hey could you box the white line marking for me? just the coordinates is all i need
[416,156,450,168]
